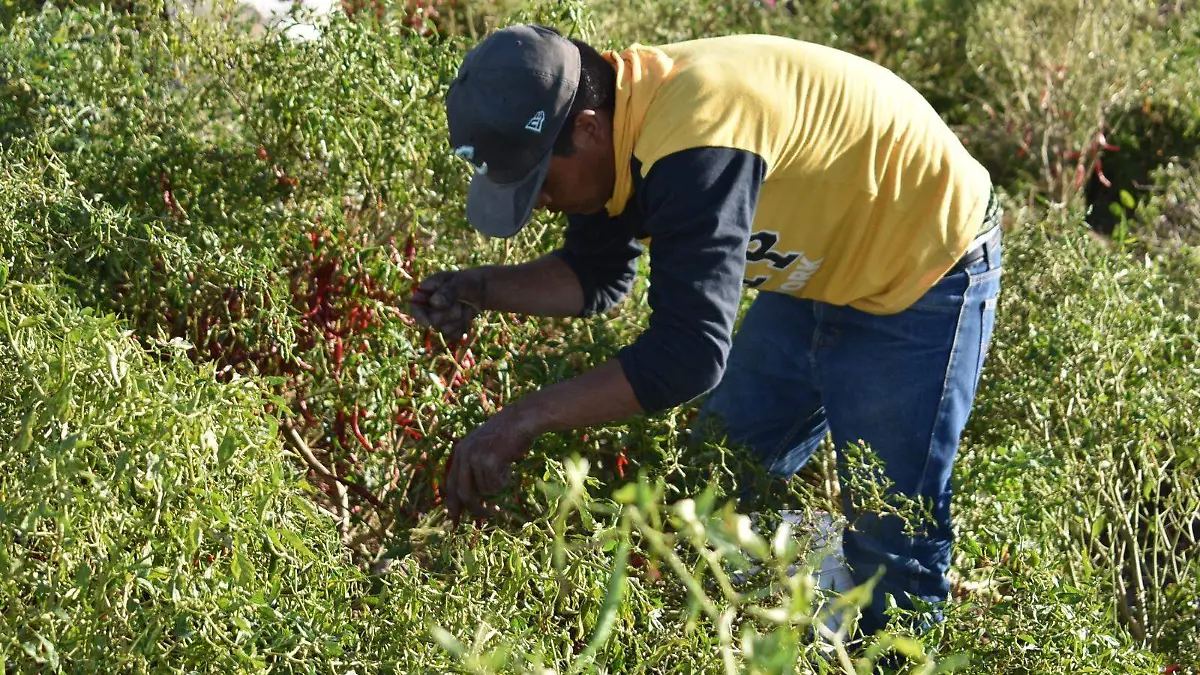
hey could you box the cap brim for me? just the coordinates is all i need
[465,151,551,239]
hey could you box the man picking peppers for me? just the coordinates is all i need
[409,24,1003,637]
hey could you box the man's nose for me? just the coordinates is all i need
[535,191,551,211]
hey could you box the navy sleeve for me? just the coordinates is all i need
[549,212,643,317]
[615,147,765,414]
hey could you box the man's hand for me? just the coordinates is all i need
[409,269,487,339]
[442,360,644,524]
[444,408,537,522]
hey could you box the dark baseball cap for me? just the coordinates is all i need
[445,24,580,238]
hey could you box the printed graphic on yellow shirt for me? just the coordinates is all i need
[743,231,824,293]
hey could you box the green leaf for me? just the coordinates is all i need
[218,432,236,467]
[1119,189,1136,210]
[14,408,36,456]
[268,393,294,416]
[47,382,73,421]
[430,625,466,658]
[280,528,315,560]
[105,342,122,385]
[231,545,254,585]
[74,561,91,588]
[887,636,926,659]
[613,483,638,504]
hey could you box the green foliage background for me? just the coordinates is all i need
[1,0,1197,672]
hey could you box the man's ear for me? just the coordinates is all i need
[572,109,609,151]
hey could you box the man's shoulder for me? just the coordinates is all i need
[654,33,860,78]
[633,37,798,175]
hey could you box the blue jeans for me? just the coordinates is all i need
[696,232,1003,636]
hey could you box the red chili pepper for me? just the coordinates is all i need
[351,409,372,453]
[615,452,628,479]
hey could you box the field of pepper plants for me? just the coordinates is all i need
[1,0,1199,672]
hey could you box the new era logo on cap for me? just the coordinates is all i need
[444,24,580,237]
[525,110,546,133]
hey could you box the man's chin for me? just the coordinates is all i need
[574,204,607,217]
[555,201,608,218]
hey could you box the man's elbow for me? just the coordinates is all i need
[581,271,637,317]
[646,353,727,412]
[676,357,726,405]
[620,337,731,414]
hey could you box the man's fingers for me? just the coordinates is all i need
[449,448,482,523]
[429,279,460,310]
[445,489,462,524]
[456,302,477,324]
[408,301,433,326]
[411,306,455,333]
[409,303,473,335]
[411,272,481,337]
[417,271,453,294]
[469,498,492,520]
[438,305,477,339]
[439,319,469,341]
[471,461,496,496]
[411,272,455,327]
[472,460,511,497]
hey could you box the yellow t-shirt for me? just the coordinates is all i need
[619,34,993,314]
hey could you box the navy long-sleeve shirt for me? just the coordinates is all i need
[550,147,766,414]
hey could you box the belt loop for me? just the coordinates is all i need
[985,228,1000,270]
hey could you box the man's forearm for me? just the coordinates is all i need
[478,255,585,317]
[502,359,644,437]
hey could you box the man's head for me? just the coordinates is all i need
[445,24,616,238]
